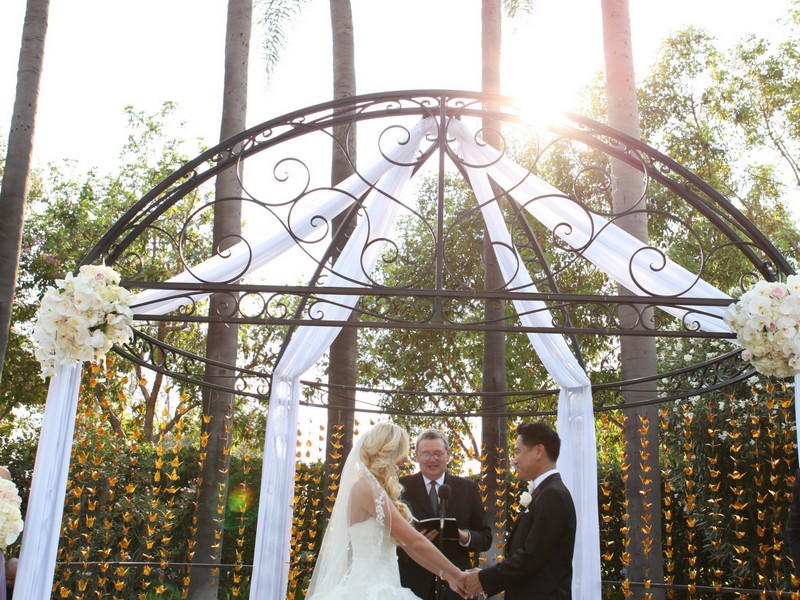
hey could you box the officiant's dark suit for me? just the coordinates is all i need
[469,422,576,600]
[398,429,492,600]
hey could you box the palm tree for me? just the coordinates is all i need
[480,0,508,564]
[601,0,664,597]
[0,0,49,385]
[187,1,250,597]
[479,0,536,562]
[323,0,358,517]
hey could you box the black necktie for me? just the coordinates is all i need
[429,480,439,513]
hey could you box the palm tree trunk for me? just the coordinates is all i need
[324,0,357,519]
[0,0,49,385]
[480,0,508,564]
[601,0,664,597]
[187,1,250,597]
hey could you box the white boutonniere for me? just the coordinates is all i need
[519,482,534,509]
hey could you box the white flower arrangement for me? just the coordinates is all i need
[723,274,800,378]
[33,265,134,379]
[0,478,23,550]
[519,482,534,509]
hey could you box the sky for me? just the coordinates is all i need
[0,0,794,173]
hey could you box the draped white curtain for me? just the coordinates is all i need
[454,120,733,331]
[133,117,436,317]
[19,116,765,600]
[456,122,600,597]
[13,362,82,600]
[249,119,425,598]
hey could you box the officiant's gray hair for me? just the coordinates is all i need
[415,428,450,452]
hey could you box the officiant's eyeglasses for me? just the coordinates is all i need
[418,451,447,460]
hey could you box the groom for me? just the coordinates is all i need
[463,422,576,599]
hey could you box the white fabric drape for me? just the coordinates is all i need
[463,134,732,332]
[13,362,82,600]
[456,121,600,597]
[132,118,436,316]
[556,387,602,598]
[249,121,427,598]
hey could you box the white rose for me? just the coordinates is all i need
[0,482,24,550]
[519,482,534,508]
[0,480,21,506]
[32,265,133,379]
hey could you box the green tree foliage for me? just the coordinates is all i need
[638,26,799,268]
[0,160,47,416]
[2,103,284,445]
[258,0,311,81]
[1,103,211,424]
[358,175,491,454]
[357,145,630,443]
[358,174,577,456]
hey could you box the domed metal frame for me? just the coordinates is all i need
[79,90,795,414]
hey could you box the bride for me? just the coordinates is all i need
[305,422,468,599]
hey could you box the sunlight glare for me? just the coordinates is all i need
[500,2,605,127]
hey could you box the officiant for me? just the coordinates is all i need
[398,429,492,600]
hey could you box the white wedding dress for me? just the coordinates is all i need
[305,435,423,600]
[307,517,421,599]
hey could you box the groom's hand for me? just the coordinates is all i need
[464,568,484,597]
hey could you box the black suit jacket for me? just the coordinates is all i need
[478,473,576,600]
[788,469,800,575]
[398,472,492,600]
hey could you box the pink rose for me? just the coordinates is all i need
[741,349,752,360]
[769,285,788,298]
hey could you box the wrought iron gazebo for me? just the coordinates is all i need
[86,90,791,401]
[14,91,797,599]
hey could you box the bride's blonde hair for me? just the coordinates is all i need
[359,422,412,521]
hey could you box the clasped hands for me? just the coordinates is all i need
[443,567,484,599]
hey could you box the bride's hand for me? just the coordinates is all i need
[443,569,471,599]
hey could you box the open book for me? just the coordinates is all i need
[413,517,459,540]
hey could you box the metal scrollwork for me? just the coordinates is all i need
[79,91,794,408]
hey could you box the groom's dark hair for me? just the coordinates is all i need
[518,422,561,462]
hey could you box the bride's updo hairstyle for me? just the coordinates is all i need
[359,422,412,521]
